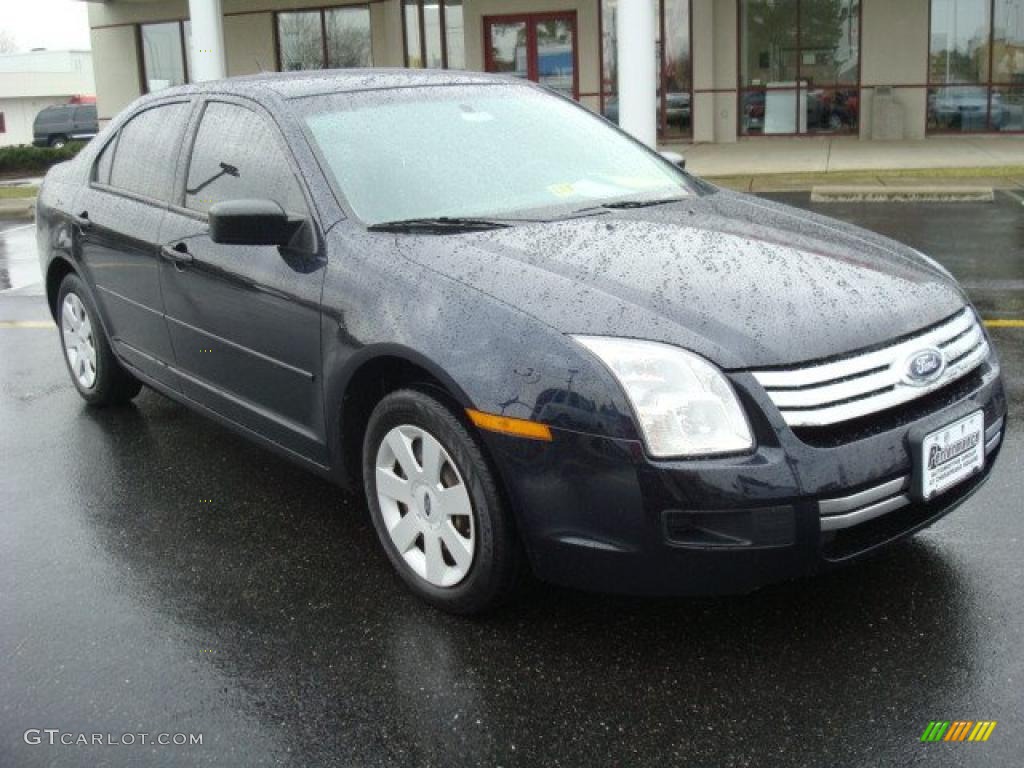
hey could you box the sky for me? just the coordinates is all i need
[0,0,92,52]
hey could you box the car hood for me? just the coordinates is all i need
[393,189,968,369]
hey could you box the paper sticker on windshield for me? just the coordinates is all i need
[548,183,576,197]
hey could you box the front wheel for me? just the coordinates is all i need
[363,389,524,614]
[57,273,142,406]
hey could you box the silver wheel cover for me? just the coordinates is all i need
[61,292,97,390]
[375,425,476,588]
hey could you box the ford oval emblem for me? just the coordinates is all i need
[904,348,945,386]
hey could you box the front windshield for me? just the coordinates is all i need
[302,84,690,226]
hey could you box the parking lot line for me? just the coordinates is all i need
[984,319,1024,328]
[0,320,54,328]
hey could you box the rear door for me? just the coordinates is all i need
[74,99,193,383]
[157,98,328,463]
[72,105,98,140]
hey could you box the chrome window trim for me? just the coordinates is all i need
[752,308,989,427]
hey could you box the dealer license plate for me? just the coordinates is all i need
[918,410,985,501]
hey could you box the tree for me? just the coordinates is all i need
[0,30,19,54]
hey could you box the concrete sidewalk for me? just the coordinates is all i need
[672,135,1024,177]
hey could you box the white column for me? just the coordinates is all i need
[616,0,657,147]
[188,0,227,82]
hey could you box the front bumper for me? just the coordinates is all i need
[482,359,1007,596]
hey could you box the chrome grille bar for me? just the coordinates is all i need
[818,414,1002,532]
[752,308,989,427]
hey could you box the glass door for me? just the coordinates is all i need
[484,13,578,100]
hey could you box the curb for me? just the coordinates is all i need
[809,186,994,203]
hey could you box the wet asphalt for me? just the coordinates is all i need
[2,194,1022,767]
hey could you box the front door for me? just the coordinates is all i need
[484,12,578,101]
[158,98,328,464]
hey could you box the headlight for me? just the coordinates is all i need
[574,336,754,458]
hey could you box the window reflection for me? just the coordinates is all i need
[445,1,465,69]
[326,7,373,68]
[992,0,1024,84]
[928,0,1024,132]
[403,0,465,69]
[277,7,372,71]
[601,0,692,138]
[739,0,860,135]
[141,22,186,92]
[278,11,324,71]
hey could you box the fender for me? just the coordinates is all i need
[323,342,478,488]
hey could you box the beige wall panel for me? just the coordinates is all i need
[90,25,142,123]
[861,0,929,139]
[224,13,276,76]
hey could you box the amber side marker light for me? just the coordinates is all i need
[466,409,553,442]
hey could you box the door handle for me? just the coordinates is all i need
[160,243,194,267]
[71,211,91,231]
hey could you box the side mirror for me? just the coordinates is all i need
[659,150,686,170]
[208,199,303,247]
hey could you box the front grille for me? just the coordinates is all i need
[751,308,989,428]
[816,415,1003,535]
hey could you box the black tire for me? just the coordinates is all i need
[48,135,68,149]
[57,273,142,406]
[362,388,524,614]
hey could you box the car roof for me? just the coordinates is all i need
[145,68,517,103]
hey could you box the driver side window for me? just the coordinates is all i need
[185,102,307,217]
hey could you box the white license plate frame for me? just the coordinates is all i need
[915,410,985,502]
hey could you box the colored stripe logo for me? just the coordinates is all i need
[921,721,997,742]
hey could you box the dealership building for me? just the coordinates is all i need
[82,0,1023,144]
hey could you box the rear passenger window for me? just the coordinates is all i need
[185,102,306,217]
[93,137,116,185]
[109,102,190,202]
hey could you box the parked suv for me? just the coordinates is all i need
[32,103,98,148]
[36,71,1006,613]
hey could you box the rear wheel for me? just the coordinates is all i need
[48,135,68,149]
[57,273,142,406]
[363,389,523,613]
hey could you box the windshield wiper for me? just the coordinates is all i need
[366,217,512,233]
[596,196,687,210]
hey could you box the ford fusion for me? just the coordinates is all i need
[37,71,1006,613]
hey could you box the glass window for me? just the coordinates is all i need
[928,0,1023,132]
[109,103,191,201]
[740,0,797,87]
[326,7,372,68]
[185,102,306,217]
[141,22,186,92]
[739,0,860,135]
[403,2,423,67]
[403,0,464,69]
[929,0,990,83]
[278,7,372,71]
[445,1,465,69]
[601,0,692,138]
[992,86,1024,130]
[278,11,324,71]
[93,136,116,185]
[303,84,690,226]
[424,2,443,69]
[798,0,859,86]
[928,84,991,130]
[993,0,1024,84]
